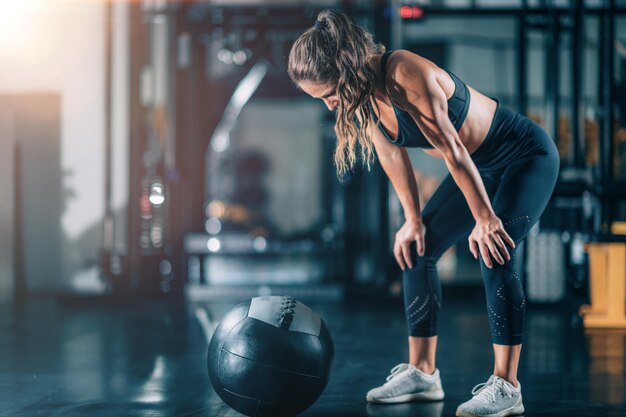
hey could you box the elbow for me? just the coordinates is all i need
[380,147,404,162]
[439,137,467,165]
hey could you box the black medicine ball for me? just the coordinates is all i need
[207,296,334,417]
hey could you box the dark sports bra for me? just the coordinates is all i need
[369,50,471,148]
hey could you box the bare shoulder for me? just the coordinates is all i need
[384,50,440,105]
[385,50,438,86]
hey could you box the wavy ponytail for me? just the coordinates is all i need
[288,10,385,177]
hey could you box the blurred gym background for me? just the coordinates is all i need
[1,0,626,415]
[2,0,625,306]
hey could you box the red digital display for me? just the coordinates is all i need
[400,5,424,19]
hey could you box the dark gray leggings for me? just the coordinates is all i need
[403,103,560,345]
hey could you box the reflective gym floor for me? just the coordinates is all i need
[0,290,624,417]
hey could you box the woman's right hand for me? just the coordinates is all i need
[394,217,426,270]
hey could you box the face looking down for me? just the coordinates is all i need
[299,81,339,111]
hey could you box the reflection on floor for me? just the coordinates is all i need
[0,291,624,417]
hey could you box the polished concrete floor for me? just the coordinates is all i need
[0,290,624,417]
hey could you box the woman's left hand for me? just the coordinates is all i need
[468,214,516,269]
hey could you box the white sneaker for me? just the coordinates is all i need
[455,375,525,417]
[366,363,445,404]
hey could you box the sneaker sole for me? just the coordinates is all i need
[455,395,524,417]
[366,379,445,404]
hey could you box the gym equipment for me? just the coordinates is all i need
[525,231,566,302]
[207,296,334,416]
[579,238,626,328]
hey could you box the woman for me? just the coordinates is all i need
[288,10,559,417]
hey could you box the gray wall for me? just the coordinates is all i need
[0,1,130,292]
[0,109,15,301]
[0,95,63,293]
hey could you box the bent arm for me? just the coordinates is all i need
[440,142,494,221]
[368,120,422,223]
[386,54,495,221]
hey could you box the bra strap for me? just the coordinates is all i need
[380,50,394,76]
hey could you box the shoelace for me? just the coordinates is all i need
[471,377,516,403]
[385,363,410,382]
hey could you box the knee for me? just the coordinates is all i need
[406,254,438,275]
[408,241,442,267]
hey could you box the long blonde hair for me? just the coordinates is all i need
[288,10,385,177]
